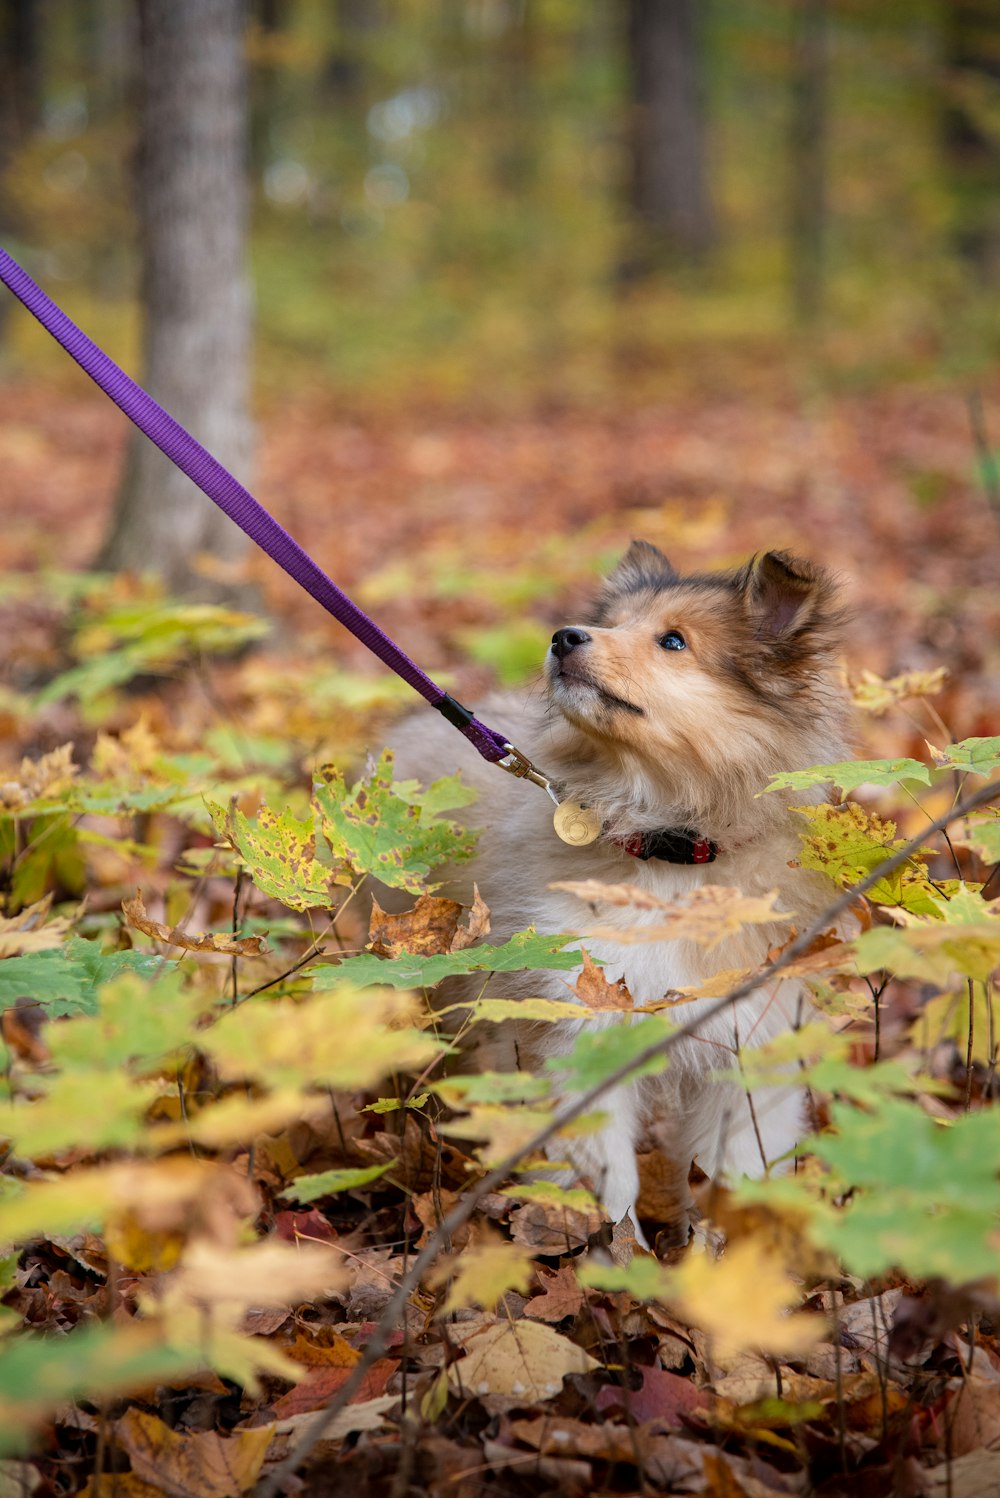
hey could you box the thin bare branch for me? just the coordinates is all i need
[255,776,999,1498]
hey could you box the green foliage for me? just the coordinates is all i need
[765,757,933,795]
[280,1161,397,1203]
[35,598,270,713]
[809,1099,1000,1281]
[545,1015,674,1092]
[930,736,1000,776]
[313,751,477,893]
[315,928,582,990]
[0,940,162,1018]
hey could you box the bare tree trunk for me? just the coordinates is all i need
[97,0,254,594]
[943,0,1000,284]
[625,0,715,269]
[789,0,829,325]
[0,0,41,345]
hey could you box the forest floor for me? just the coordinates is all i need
[2,370,1000,1498]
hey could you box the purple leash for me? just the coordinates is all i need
[0,245,552,789]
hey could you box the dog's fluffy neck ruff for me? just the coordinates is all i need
[534,702,841,851]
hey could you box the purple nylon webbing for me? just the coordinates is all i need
[0,245,509,764]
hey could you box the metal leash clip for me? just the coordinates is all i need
[498,743,561,806]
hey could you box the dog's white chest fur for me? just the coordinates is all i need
[382,543,850,1237]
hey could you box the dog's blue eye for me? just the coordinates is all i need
[658,630,686,651]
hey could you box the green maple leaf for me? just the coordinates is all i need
[855,886,1000,984]
[312,928,581,990]
[765,757,932,796]
[930,736,1000,777]
[810,1098,1000,1281]
[0,940,161,1018]
[312,751,476,894]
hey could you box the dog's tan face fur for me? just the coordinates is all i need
[544,541,847,823]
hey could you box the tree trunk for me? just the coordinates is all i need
[97,0,254,594]
[0,0,42,345]
[943,0,1000,283]
[625,0,715,268]
[788,0,829,325]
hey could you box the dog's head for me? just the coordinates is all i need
[544,541,847,795]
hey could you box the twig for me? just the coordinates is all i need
[255,777,1000,1498]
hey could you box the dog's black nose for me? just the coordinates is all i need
[551,627,592,660]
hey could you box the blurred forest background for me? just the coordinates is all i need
[2,0,1000,717]
[3,0,1000,402]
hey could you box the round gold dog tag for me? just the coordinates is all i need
[553,800,601,846]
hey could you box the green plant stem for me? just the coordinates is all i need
[254,776,1000,1498]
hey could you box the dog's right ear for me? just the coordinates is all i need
[588,540,677,623]
[606,539,677,595]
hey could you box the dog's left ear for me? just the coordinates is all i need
[740,551,840,645]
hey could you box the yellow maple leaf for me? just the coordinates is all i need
[669,1239,824,1358]
[432,1225,534,1313]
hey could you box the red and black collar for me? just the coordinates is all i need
[613,828,718,864]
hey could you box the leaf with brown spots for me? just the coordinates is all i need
[122,892,269,956]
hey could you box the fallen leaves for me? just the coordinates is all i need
[551,881,793,948]
[447,1319,599,1407]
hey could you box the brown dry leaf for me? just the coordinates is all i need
[448,1319,599,1407]
[368,893,464,956]
[551,880,792,949]
[353,1113,478,1191]
[572,948,633,1010]
[271,1393,398,1444]
[122,891,269,956]
[523,1263,585,1323]
[508,1196,604,1254]
[270,1357,397,1419]
[114,1408,274,1498]
[283,1329,360,1369]
[944,1372,1000,1459]
[449,885,491,949]
[764,927,855,979]
[926,1450,1000,1498]
[368,886,491,957]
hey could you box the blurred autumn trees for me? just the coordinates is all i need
[1,1,999,478]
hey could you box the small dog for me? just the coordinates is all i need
[387,542,850,1240]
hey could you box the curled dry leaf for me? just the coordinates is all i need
[122,891,269,956]
[571,948,633,1010]
[551,880,792,949]
[367,885,490,958]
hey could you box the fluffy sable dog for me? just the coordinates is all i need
[387,542,850,1241]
